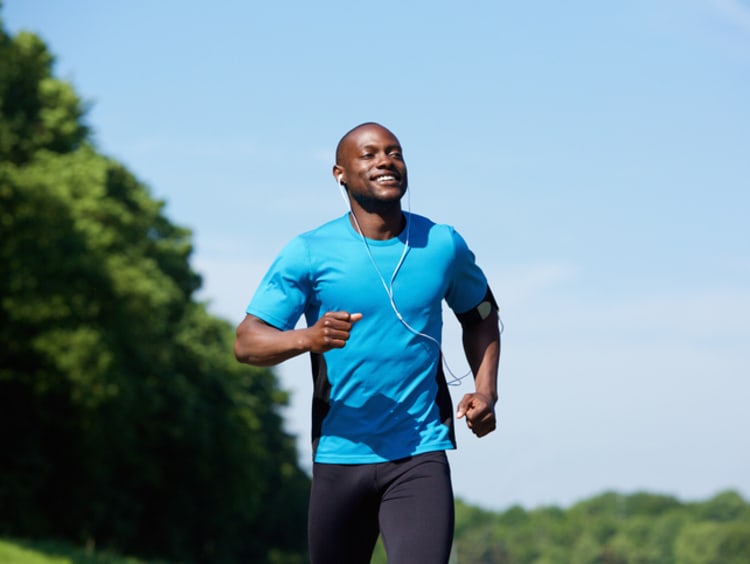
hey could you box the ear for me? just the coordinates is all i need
[332,165,345,186]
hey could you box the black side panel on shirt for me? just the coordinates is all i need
[310,352,331,458]
[435,361,456,448]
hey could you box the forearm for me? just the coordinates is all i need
[235,311,361,367]
[234,315,312,367]
[462,312,501,402]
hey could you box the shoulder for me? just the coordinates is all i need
[281,215,349,249]
[407,212,466,250]
[296,214,350,243]
[275,214,352,267]
[407,212,436,231]
[408,212,463,235]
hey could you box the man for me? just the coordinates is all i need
[234,122,500,563]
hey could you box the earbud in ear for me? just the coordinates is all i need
[337,174,344,186]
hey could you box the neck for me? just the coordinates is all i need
[348,204,404,241]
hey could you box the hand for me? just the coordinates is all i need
[307,311,363,353]
[456,392,497,438]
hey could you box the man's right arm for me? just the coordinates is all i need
[234,312,362,367]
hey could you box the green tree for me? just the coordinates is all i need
[0,27,87,163]
[694,490,750,522]
[450,491,750,564]
[0,11,309,563]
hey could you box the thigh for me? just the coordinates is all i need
[308,462,380,564]
[378,451,455,564]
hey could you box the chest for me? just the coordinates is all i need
[309,241,452,319]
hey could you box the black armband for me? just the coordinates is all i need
[455,286,499,326]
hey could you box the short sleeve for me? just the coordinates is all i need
[246,236,312,331]
[444,227,489,315]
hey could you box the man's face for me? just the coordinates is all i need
[336,124,408,211]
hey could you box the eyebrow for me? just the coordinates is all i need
[359,142,402,152]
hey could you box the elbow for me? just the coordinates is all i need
[234,314,295,367]
[234,327,280,367]
[233,339,251,364]
[234,337,269,367]
[233,340,250,364]
[234,323,262,366]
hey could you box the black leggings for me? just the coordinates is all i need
[308,450,454,564]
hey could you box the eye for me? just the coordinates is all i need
[389,150,403,160]
[361,153,374,159]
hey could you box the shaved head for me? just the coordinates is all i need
[335,122,398,165]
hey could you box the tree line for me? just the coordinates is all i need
[0,10,309,563]
[445,490,750,564]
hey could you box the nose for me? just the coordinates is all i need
[375,151,397,169]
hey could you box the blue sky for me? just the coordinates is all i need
[5,0,749,511]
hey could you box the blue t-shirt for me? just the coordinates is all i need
[247,212,489,463]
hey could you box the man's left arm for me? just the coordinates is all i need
[456,300,501,438]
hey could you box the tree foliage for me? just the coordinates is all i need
[0,11,308,563]
[450,490,750,564]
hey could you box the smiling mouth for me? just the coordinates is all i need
[374,174,399,183]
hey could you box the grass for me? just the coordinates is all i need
[0,538,170,564]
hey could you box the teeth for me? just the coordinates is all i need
[376,175,396,181]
